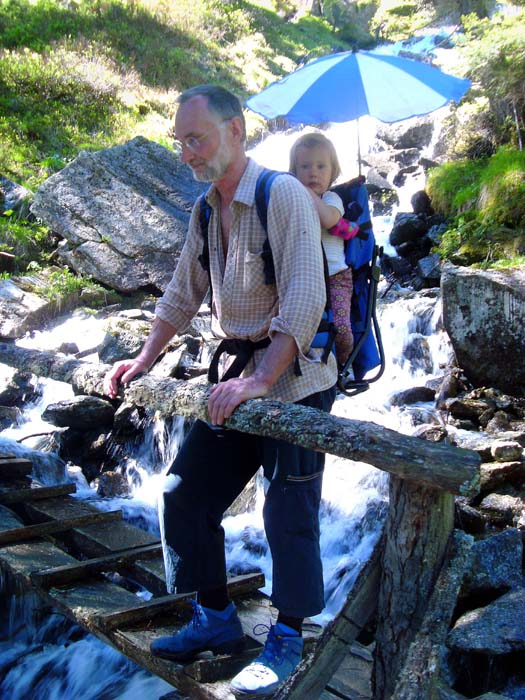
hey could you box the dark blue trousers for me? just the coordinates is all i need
[158,386,336,618]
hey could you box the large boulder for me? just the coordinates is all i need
[30,136,207,293]
[442,264,525,396]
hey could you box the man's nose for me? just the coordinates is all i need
[180,144,194,163]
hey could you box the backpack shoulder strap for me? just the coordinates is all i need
[197,191,212,273]
[255,168,282,285]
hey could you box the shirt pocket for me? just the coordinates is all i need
[243,248,275,296]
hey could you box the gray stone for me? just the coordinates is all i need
[42,395,115,429]
[480,460,525,492]
[98,317,152,364]
[491,441,523,462]
[478,492,523,526]
[462,529,522,596]
[30,137,207,293]
[442,264,525,396]
[447,588,525,654]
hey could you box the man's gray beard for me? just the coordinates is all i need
[191,138,231,182]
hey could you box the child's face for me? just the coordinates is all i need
[294,145,333,196]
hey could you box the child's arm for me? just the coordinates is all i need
[306,188,342,229]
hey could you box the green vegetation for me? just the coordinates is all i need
[0,0,347,189]
[0,211,53,270]
[428,147,525,267]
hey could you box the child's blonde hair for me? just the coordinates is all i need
[289,132,341,185]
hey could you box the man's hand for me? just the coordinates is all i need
[208,375,270,426]
[104,358,148,399]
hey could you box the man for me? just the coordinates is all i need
[104,84,337,698]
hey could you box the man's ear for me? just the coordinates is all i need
[229,116,245,142]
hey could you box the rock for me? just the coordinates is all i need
[0,366,38,406]
[455,500,487,535]
[441,264,525,396]
[42,395,115,429]
[416,253,442,287]
[447,588,525,654]
[480,460,525,492]
[98,317,152,364]
[478,491,523,526]
[446,397,495,422]
[97,470,130,498]
[57,342,80,355]
[376,117,434,150]
[411,423,449,442]
[0,436,69,485]
[389,386,436,406]
[30,137,207,293]
[485,412,513,434]
[491,441,523,462]
[389,213,429,246]
[0,176,33,217]
[461,529,522,596]
[0,405,21,429]
[0,277,55,339]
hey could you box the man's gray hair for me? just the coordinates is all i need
[177,85,246,141]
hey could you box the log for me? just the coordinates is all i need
[373,477,456,700]
[0,343,480,496]
[391,530,473,700]
[0,509,122,545]
[0,483,77,504]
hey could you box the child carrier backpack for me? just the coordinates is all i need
[331,176,385,396]
[198,169,337,380]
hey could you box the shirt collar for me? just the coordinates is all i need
[205,157,263,209]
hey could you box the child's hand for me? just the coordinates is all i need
[329,218,360,241]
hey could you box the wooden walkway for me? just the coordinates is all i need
[0,454,373,700]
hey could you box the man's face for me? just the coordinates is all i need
[174,96,233,182]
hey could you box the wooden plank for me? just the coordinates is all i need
[0,458,32,478]
[0,539,77,575]
[0,483,76,504]
[274,535,382,700]
[326,643,373,699]
[111,627,237,700]
[0,509,122,545]
[0,504,25,532]
[31,543,164,587]
[184,637,262,683]
[95,572,265,632]
[47,577,145,621]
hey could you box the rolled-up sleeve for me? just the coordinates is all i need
[155,204,210,332]
[266,176,326,359]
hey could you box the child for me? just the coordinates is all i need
[289,132,355,369]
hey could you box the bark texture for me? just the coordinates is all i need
[0,342,481,496]
[373,477,456,700]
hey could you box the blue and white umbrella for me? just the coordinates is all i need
[246,49,471,125]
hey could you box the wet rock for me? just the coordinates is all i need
[0,367,38,406]
[446,398,495,422]
[411,423,449,443]
[416,253,441,286]
[0,406,21,429]
[461,529,522,597]
[57,342,80,355]
[486,412,513,434]
[42,395,115,429]
[448,588,525,655]
[97,470,130,498]
[389,213,429,246]
[389,386,436,406]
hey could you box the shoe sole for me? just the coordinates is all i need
[230,687,278,699]
[151,636,246,663]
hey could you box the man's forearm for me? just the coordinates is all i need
[136,317,178,369]
[252,332,297,392]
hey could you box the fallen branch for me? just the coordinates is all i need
[0,343,480,496]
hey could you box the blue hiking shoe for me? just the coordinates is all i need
[150,599,245,662]
[230,622,303,698]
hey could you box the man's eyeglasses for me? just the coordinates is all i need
[173,119,230,153]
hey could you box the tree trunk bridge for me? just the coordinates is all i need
[0,344,482,700]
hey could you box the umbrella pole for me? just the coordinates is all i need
[357,118,362,176]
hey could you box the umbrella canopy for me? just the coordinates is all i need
[245,49,471,125]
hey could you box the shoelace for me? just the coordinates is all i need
[185,598,203,631]
[252,623,285,666]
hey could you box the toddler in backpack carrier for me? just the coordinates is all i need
[289,132,354,369]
